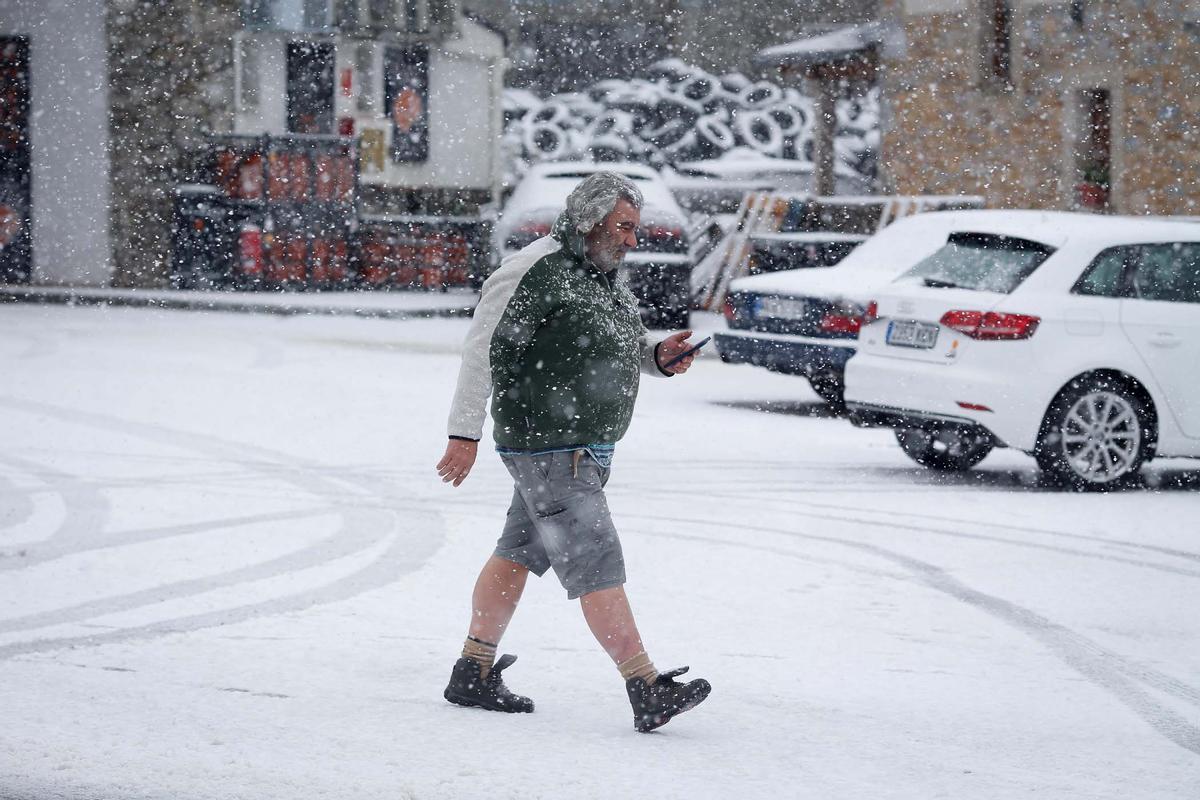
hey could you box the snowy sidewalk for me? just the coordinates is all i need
[0,284,478,319]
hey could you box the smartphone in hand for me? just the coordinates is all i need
[662,335,711,369]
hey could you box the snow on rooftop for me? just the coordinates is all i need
[755,21,885,67]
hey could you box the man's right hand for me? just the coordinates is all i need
[436,438,478,487]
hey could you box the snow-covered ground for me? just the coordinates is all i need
[2,304,1199,800]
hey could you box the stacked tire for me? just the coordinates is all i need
[501,58,879,188]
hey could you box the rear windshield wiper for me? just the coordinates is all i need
[923,277,963,289]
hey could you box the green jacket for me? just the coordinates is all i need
[447,212,669,449]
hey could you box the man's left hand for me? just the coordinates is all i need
[656,330,699,375]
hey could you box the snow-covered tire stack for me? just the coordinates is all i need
[501,58,879,188]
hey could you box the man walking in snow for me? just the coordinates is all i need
[435,171,711,732]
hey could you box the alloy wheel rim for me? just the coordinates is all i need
[933,429,971,457]
[1060,391,1141,483]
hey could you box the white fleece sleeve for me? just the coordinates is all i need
[640,334,674,378]
[446,238,561,440]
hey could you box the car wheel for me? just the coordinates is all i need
[808,369,845,410]
[1036,378,1151,491]
[894,426,994,471]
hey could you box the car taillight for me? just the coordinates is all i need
[723,297,736,324]
[504,221,552,251]
[819,302,865,336]
[940,310,1040,340]
[819,313,861,335]
[863,301,879,325]
[643,225,681,240]
[517,222,551,237]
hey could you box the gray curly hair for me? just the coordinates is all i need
[565,171,644,235]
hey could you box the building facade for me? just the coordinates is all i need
[0,0,112,285]
[878,0,1200,215]
[0,0,504,287]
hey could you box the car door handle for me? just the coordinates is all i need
[1148,333,1182,349]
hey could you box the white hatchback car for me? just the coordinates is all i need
[844,210,1200,490]
[715,211,981,406]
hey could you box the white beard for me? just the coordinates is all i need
[592,247,627,272]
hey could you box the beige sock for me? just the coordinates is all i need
[617,651,659,685]
[462,636,497,679]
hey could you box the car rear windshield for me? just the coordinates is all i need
[901,233,1056,294]
[543,171,650,181]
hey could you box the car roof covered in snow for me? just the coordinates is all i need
[524,161,662,181]
[902,209,1200,248]
[499,161,686,230]
[674,147,865,181]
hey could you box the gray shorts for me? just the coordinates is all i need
[495,449,625,600]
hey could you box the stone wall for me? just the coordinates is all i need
[879,0,1200,215]
[1118,1,1200,215]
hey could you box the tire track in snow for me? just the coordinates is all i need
[0,504,386,635]
[620,486,1200,578]
[623,508,1200,757]
[0,506,346,572]
[640,452,1200,494]
[606,451,1200,566]
[0,468,36,533]
[617,456,1200,560]
[391,457,1200,574]
[0,523,432,661]
[0,396,444,656]
[357,459,1200,582]
[0,412,386,608]
[437,496,912,582]
[0,455,111,548]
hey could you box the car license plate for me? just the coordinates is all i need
[756,296,807,320]
[886,320,939,349]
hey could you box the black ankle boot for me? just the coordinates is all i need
[444,653,534,713]
[626,666,711,732]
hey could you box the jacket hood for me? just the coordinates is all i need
[551,211,591,264]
